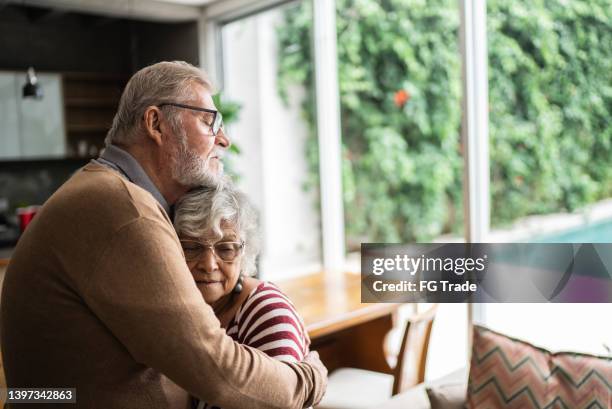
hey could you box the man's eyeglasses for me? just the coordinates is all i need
[158,102,224,136]
[180,239,245,263]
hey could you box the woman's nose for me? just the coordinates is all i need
[197,248,218,272]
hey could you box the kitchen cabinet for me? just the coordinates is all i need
[0,71,66,159]
[0,73,20,158]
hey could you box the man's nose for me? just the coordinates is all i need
[215,127,230,149]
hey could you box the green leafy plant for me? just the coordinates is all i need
[277,0,612,245]
[213,93,242,175]
[488,0,612,221]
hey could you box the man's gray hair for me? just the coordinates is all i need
[105,61,213,146]
[174,182,260,276]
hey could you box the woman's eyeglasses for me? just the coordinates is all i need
[180,240,244,263]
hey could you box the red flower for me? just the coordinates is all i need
[394,89,410,107]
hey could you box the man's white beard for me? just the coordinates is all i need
[171,131,222,188]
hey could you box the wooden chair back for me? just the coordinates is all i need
[391,304,438,395]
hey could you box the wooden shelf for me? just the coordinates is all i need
[62,72,127,81]
[65,97,118,108]
[62,73,127,150]
[67,124,110,133]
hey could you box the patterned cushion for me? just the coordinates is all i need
[467,325,611,409]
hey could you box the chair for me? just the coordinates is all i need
[316,304,438,408]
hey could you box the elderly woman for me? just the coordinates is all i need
[174,181,310,409]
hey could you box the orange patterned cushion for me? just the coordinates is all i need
[467,325,611,408]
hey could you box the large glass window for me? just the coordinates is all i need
[220,1,322,280]
[483,0,612,354]
[276,0,469,378]
[277,0,467,251]
[218,0,470,379]
[211,0,612,379]
[487,0,612,243]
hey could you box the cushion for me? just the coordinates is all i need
[377,383,431,409]
[467,325,612,408]
[316,367,394,408]
[378,368,469,409]
[426,383,466,409]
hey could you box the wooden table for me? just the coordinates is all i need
[279,272,401,374]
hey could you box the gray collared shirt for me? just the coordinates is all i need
[93,144,171,216]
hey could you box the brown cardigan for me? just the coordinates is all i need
[1,163,324,408]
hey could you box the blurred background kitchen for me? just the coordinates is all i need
[0,1,202,259]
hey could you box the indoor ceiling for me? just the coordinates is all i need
[2,0,220,22]
[153,0,217,5]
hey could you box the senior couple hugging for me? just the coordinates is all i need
[1,61,326,409]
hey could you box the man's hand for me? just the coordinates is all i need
[303,351,328,406]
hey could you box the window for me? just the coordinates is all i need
[203,0,611,375]
[217,1,323,280]
[481,0,612,355]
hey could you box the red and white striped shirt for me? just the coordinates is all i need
[195,281,309,409]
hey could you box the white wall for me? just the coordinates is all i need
[483,303,612,356]
[221,18,264,209]
[426,304,469,380]
[222,7,322,280]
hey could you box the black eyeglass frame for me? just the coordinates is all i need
[157,102,224,136]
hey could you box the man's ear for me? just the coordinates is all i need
[143,106,164,146]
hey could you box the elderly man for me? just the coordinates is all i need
[1,61,326,408]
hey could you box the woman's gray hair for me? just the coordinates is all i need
[105,61,213,146]
[174,182,260,276]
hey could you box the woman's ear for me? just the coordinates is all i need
[143,106,164,146]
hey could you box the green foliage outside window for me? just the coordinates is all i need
[276,0,612,245]
[214,93,242,178]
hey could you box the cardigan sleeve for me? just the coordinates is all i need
[80,216,325,409]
